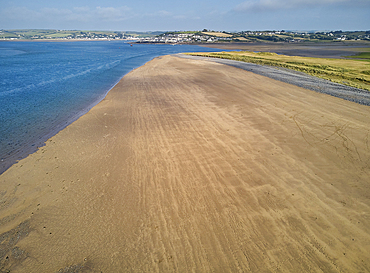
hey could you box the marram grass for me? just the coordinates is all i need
[186,51,370,92]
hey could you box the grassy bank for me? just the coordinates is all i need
[186,51,370,92]
[346,51,370,60]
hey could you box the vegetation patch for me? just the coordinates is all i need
[186,51,370,92]
[345,52,370,60]
[201,32,233,38]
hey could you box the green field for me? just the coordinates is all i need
[187,51,370,92]
[346,52,370,60]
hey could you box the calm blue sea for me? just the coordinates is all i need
[0,41,223,173]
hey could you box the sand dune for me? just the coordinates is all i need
[1,55,370,272]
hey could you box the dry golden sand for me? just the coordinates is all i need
[1,55,370,272]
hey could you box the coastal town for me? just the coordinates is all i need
[1,29,369,43]
[136,30,370,43]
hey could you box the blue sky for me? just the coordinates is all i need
[1,0,369,31]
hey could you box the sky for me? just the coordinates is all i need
[1,0,369,32]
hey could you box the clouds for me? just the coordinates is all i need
[233,0,369,12]
[227,0,369,32]
[95,6,132,21]
[0,4,199,30]
[0,0,368,31]
[0,5,134,28]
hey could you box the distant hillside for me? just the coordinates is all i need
[1,29,369,43]
[0,29,165,40]
[135,30,370,44]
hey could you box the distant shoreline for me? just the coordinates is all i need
[0,38,134,42]
[2,38,370,46]
[2,39,369,59]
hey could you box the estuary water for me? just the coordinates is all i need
[0,41,223,173]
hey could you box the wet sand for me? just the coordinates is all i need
[1,55,370,272]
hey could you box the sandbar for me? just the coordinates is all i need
[1,55,370,272]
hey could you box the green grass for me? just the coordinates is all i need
[346,52,370,60]
[0,32,18,38]
[186,51,370,92]
[46,33,73,38]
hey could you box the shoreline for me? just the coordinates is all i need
[2,46,370,174]
[0,72,122,175]
[0,39,135,42]
[1,55,370,271]
[0,43,226,176]
[3,49,369,175]
[179,54,370,105]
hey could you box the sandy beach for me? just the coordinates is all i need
[1,55,370,272]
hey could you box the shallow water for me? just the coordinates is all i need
[0,41,223,173]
